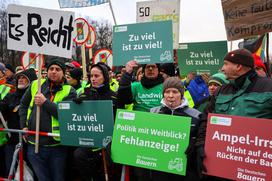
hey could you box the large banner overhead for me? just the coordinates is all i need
[7,4,75,58]
[221,0,272,41]
[136,0,180,49]
[59,0,109,8]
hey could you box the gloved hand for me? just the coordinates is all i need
[196,145,207,178]
[73,97,83,104]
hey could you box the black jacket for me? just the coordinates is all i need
[0,89,26,144]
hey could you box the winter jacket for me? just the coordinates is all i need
[196,70,272,147]
[150,98,202,181]
[19,79,76,145]
[118,72,164,112]
[214,70,272,117]
[150,98,202,138]
[0,89,26,144]
[186,75,209,104]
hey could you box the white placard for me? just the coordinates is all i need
[136,0,180,49]
[7,4,75,58]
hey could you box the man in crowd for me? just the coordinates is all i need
[19,59,76,181]
[196,49,272,179]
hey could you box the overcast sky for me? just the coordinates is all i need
[18,0,230,45]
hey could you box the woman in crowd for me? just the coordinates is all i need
[73,62,120,181]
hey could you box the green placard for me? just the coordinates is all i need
[113,21,173,66]
[111,109,191,175]
[58,101,114,148]
[177,41,228,76]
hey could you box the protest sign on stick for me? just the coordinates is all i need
[7,4,75,153]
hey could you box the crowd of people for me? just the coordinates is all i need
[0,48,271,181]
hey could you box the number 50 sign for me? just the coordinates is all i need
[136,0,180,49]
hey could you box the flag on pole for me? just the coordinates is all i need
[59,0,109,8]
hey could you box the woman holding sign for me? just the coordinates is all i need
[73,62,120,181]
[150,77,202,181]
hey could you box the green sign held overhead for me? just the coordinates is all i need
[58,101,114,148]
[111,109,191,175]
[113,21,173,66]
[177,41,228,76]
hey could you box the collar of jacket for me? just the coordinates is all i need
[231,69,256,90]
[161,97,189,110]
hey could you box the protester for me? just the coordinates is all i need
[66,67,83,94]
[118,61,164,180]
[118,61,164,112]
[0,68,37,176]
[150,77,202,181]
[196,49,272,180]
[73,62,120,181]
[19,59,76,181]
[194,72,228,112]
[160,63,195,108]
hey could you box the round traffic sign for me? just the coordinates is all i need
[85,25,96,48]
[73,18,90,45]
[20,52,45,70]
[93,49,113,69]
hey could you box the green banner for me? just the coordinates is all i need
[113,21,173,66]
[177,41,228,76]
[111,109,191,175]
[58,101,114,148]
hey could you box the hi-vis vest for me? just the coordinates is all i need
[0,84,10,100]
[27,79,71,142]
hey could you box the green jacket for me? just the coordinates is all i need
[214,71,272,118]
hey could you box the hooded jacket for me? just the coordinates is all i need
[77,63,118,116]
[0,68,37,144]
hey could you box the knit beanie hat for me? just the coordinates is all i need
[208,72,229,86]
[69,68,83,81]
[163,77,184,95]
[160,63,176,76]
[224,48,254,68]
[15,68,37,84]
[47,59,66,73]
[5,64,15,73]
[0,63,6,74]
